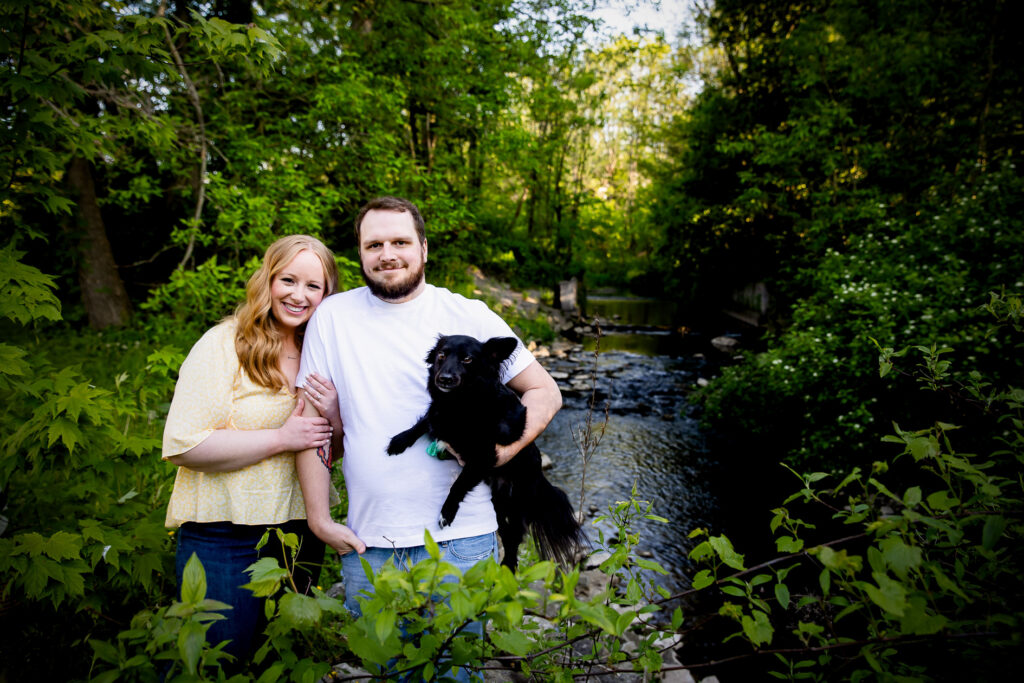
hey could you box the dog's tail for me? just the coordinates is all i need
[528,479,589,569]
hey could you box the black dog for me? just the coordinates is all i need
[387,334,587,570]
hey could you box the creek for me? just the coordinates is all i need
[533,295,741,595]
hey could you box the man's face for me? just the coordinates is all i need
[359,209,428,303]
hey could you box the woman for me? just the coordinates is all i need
[162,234,342,664]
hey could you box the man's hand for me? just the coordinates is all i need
[310,518,366,556]
[442,362,561,469]
[495,444,517,467]
[498,360,562,466]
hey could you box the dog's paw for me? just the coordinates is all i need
[386,433,412,455]
[438,501,459,528]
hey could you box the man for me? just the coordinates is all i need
[294,196,562,610]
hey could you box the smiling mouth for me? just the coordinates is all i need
[282,303,306,314]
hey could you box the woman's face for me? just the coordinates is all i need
[269,250,327,331]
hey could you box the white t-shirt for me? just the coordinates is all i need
[297,284,535,548]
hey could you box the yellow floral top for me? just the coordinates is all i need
[162,319,333,528]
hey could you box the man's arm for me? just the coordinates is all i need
[294,398,366,555]
[496,360,563,466]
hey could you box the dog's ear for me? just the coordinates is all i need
[426,335,447,364]
[483,337,518,364]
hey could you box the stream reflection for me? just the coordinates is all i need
[535,349,718,594]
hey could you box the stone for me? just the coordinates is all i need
[710,336,740,353]
[661,669,697,683]
[540,452,554,470]
[585,550,612,570]
[331,662,371,678]
[696,377,710,387]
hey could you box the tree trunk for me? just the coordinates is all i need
[65,156,132,328]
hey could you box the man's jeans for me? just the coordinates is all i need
[340,532,499,682]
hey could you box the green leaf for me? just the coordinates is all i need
[776,535,804,553]
[47,418,83,453]
[43,531,82,561]
[741,610,774,647]
[926,490,959,511]
[241,557,289,597]
[88,638,120,664]
[709,535,746,570]
[375,608,397,643]
[775,582,791,609]
[181,553,207,604]
[424,530,440,560]
[178,620,206,674]
[688,540,713,561]
[900,596,947,635]
[982,515,1007,551]
[576,602,618,635]
[902,486,922,508]
[691,569,714,590]
[880,537,922,579]
[928,565,971,601]
[279,592,322,629]
[0,343,30,377]
[862,573,908,617]
[634,556,668,574]
[615,609,635,636]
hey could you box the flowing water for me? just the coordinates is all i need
[533,296,723,595]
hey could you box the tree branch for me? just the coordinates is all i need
[157,0,206,271]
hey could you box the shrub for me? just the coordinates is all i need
[700,162,1024,471]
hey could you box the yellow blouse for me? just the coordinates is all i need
[162,319,332,528]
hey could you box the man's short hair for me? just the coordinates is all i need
[354,196,426,245]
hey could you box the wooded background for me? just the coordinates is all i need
[2,1,1022,679]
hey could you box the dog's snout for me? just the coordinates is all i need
[435,371,461,391]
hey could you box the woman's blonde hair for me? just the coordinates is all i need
[234,235,338,391]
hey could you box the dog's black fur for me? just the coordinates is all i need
[387,334,587,570]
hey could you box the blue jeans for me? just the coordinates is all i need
[340,532,498,682]
[175,519,324,666]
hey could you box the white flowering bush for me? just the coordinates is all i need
[700,162,1024,470]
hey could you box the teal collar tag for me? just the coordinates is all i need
[426,439,451,460]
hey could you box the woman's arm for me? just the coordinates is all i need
[294,399,365,555]
[168,398,332,473]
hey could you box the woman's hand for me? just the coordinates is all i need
[277,398,332,452]
[303,373,341,428]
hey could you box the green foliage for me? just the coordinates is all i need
[0,248,180,678]
[88,553,238,683]
[315,518,676,680]
[684,299,1024,679]
[699,162,1024,469]
[649,0,1024,305]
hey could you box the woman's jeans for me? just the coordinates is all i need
[340,532,499,682]
[175,519,325,665]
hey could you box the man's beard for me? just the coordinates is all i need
[362,259,425,302]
